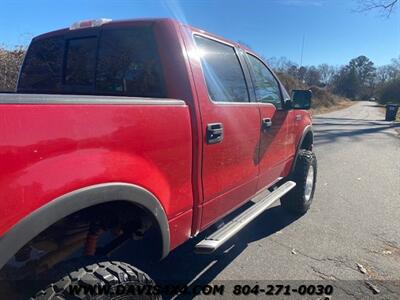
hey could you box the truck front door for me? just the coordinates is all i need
[245,53,292,191]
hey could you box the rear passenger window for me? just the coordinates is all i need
[194,35,249,102]
[96,27,166,98]
[247,54,282,109]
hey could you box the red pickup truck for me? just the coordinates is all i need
[0,18,316,299]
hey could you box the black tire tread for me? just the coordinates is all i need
[281,149,317,214]
[31,259,157,300]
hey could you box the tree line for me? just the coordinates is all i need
[0,45,399,105]
[268,55,400,104]
[0,46,26,92]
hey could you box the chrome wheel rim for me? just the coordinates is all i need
[304,165,314,202]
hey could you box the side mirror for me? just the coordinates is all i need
[292,89,312,110]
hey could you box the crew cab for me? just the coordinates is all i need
[0,18,316,299]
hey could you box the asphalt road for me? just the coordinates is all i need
[116,101,400,298]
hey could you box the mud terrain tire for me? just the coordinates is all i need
[280,149,317,215]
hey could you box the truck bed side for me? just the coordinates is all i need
[0,94,193,250]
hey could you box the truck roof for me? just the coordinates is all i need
[33,18,251,52]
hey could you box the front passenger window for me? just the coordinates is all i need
[247,54,282,109]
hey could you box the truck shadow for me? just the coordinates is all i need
[112,203,300,299]
[313,118,400,146]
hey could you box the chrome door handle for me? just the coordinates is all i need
[262,118,272,132]
[206,123,224,144]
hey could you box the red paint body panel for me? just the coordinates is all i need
[0,104,193,250]
[179,28,262,229]
[0,18,312,258]
[168,209,193,248]
[257,105,291,190]
[293,110,313,150]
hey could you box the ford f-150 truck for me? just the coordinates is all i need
[0,18,316,299]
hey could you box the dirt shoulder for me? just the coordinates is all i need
[311,99,356,115]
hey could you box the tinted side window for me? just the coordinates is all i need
[247,54,282,108]
[19,37,64,92]
[64,37,97,86]
[194,36,249,102]
[96,27,166,97]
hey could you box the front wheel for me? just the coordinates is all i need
[280,149,317,215]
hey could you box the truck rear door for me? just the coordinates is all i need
[192,35,261,229]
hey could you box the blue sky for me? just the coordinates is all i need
[0,0,399,66]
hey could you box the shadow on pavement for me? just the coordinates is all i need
[112,204,301,299]
[314,119,400,146]
[362,104,385,108]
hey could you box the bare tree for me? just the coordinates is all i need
[0,46,26,91]
[267,56,298,72]
[356,0,399,17]
[317,64,336,85]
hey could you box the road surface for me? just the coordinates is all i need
[117,101,400,298]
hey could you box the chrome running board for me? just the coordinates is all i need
[195,181,296,254]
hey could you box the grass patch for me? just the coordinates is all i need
[311,100,356,115]
[309,86,356,115]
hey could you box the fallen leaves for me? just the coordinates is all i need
[382,250,392,255]
[356,263,367,274]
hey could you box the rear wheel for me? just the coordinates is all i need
[280,149,317,215]
[32,258,160,300]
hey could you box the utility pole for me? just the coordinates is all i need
[300,34,305,67]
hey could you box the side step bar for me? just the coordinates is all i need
[195,181,296,254]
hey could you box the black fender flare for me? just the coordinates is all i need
[0,182,170,270]
[290,125,314,174]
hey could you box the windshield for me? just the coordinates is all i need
[18,25,166,98]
